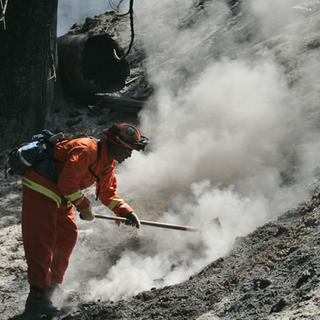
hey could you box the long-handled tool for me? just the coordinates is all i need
[95,214,198,232]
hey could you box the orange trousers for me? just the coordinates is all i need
[22,185,78,291]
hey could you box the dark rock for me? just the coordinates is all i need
[270,298,287,313]
[306,39,320,50]
[296,270,314,289]
[275,226,288,237]
[253,279,272,290]
[240,293,253,301]
[304,218,319,228]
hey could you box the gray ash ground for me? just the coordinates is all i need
[49,188,320,320]
[3,174,320,319]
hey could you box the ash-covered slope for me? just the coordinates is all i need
[60,188,320,319]
[58,1,320,319]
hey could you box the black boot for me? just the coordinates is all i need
[24,286,60,316]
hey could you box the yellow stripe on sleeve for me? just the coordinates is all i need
[107,198,123,211]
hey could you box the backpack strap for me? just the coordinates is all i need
[88,140,102,200]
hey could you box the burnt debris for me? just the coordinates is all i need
[57,33,130,97]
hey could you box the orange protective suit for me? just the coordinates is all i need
[22,137,133,291]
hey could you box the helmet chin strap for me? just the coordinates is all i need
[107,141,132,164]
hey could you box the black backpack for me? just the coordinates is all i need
[5,129,65,182]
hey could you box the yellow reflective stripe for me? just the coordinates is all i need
[22,177,61,207]
[107,198,123,211]
[64,190,83,202]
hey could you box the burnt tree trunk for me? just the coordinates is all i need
[0,0,58,149]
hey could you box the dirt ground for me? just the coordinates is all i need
[61,190,320,320]
[3,168,320,319]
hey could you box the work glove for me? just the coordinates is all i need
[74,196,90,211]
[125,212,141,229]
[79,206,95,221]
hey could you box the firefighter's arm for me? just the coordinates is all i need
[98,171,140,228]
[57,148,94,220]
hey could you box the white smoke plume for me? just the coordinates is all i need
[64,0,320,301]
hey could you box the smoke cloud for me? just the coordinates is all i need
[64,0,320,301]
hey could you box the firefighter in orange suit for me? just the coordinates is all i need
[21,123,149,315]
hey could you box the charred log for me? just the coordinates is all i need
[57,33,130,98]
[97,94,144,114]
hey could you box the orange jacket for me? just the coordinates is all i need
[24,137,133,217]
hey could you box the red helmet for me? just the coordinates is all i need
[103,123,149,151]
